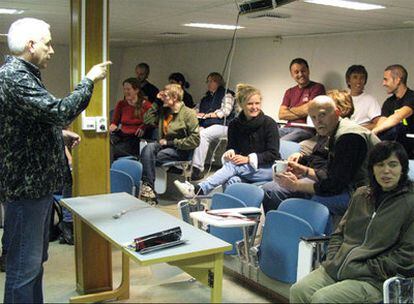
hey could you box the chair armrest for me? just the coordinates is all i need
[383,276,414,304]
[300,235,331,243]
[177,199,207,226]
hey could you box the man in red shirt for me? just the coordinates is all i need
[278,58,325,142]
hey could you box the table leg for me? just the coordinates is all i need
[210,253,224,303]
[169,252,225,303]
[70,252,130,303]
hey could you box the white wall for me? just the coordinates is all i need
[2,28,413,121]
[0,43,123,108]
[116,28,414,120]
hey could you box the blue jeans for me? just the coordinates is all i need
[140,142,191,188]
[199,161,272,194]
[3,194,53,303]
[279,127,314,142]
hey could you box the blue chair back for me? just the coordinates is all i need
[259,210,314,283]
[278,198,329,236]
[110,169,134,195]
[224,183,264,208]
[409,160,414,181]
[280,140,301,160]
[112,158,143,195]
[210,193,247,255]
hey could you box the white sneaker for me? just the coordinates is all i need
[174,180,196,198]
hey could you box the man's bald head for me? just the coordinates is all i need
[308,95,336,113]
[308,95,340,136]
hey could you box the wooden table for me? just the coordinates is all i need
[61,192,232,303]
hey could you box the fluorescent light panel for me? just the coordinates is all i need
[0,8,24,14]
[304,0,385,10]
[183,23,244,30]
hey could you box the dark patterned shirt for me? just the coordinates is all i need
[0,56,94,203]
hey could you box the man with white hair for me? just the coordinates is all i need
[0,18,110,303]
[262,95,380,225]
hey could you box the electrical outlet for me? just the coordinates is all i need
[82,116,96,130]
[95,116,107,132]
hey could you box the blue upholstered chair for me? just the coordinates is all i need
[209,193,247,255]
[224,183,264,208]
[110,169,135,195]
[178,183,264,255]
[278,198,329,236]
[112,158,143,197]
[257,198,329,283]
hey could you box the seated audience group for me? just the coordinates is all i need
[107,59,413,302]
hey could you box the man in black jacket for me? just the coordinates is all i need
[0,18,110,303]
[135,62,159,103]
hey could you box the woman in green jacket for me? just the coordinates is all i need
[290,141,414,303]
[140,83,200,203]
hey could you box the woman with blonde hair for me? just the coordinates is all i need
[139,83,200,203]
[175,83,280,197]
[327,89,354,119]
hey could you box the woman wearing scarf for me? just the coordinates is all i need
[175,83,280,197]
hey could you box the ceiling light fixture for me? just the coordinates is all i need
[303,0,385,10]
[0,8,24,15]
[183,23,244,30]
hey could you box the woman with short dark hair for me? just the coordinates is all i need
[290,141,414,303]
[168,72,194,108]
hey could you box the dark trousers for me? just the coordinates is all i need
[379,125,414,157]
[140,142,191,188]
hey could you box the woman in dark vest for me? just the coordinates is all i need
[190,72,237,181]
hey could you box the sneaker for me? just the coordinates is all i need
[141,184,156,199]
[190,167,204,181]
[174,180,196,198]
